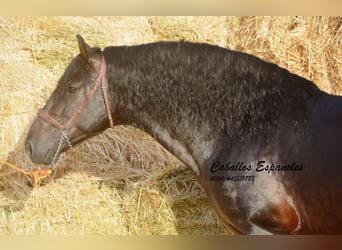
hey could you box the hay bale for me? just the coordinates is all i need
[0,16,340,235]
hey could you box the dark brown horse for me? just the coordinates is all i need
[25,35,342,234]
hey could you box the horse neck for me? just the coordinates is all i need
[102,43,325,178]
[103,45,221,177]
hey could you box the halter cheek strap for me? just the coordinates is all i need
[36,54,114,167]
[37,54,114,130]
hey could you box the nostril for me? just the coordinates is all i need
[25,141,33,156]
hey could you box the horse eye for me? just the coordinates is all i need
[68,86,77,94]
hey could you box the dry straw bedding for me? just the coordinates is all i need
[0,16,341,235]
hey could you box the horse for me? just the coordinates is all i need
[25,35,342,235]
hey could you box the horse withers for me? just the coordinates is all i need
[25,35,342,234]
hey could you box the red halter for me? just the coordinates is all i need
[36,54,114,167]
[37,54,114,130]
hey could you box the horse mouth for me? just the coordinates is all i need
[27,148,57,166]
[26,127,91,166]
[46,148,58,165]
[26,141,65,166]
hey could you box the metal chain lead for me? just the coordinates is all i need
[51,128,73,169]
[61,128,73,149]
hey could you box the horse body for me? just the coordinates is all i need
[204,93,342,234]
[25,37,342,234]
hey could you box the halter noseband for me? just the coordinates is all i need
[37,54,114,167]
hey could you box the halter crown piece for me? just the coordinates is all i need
[37,54,114,167]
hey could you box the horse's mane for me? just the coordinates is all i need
[104,42,323,143]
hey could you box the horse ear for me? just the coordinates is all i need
[76,34,99,73]
[76,34,92,60]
